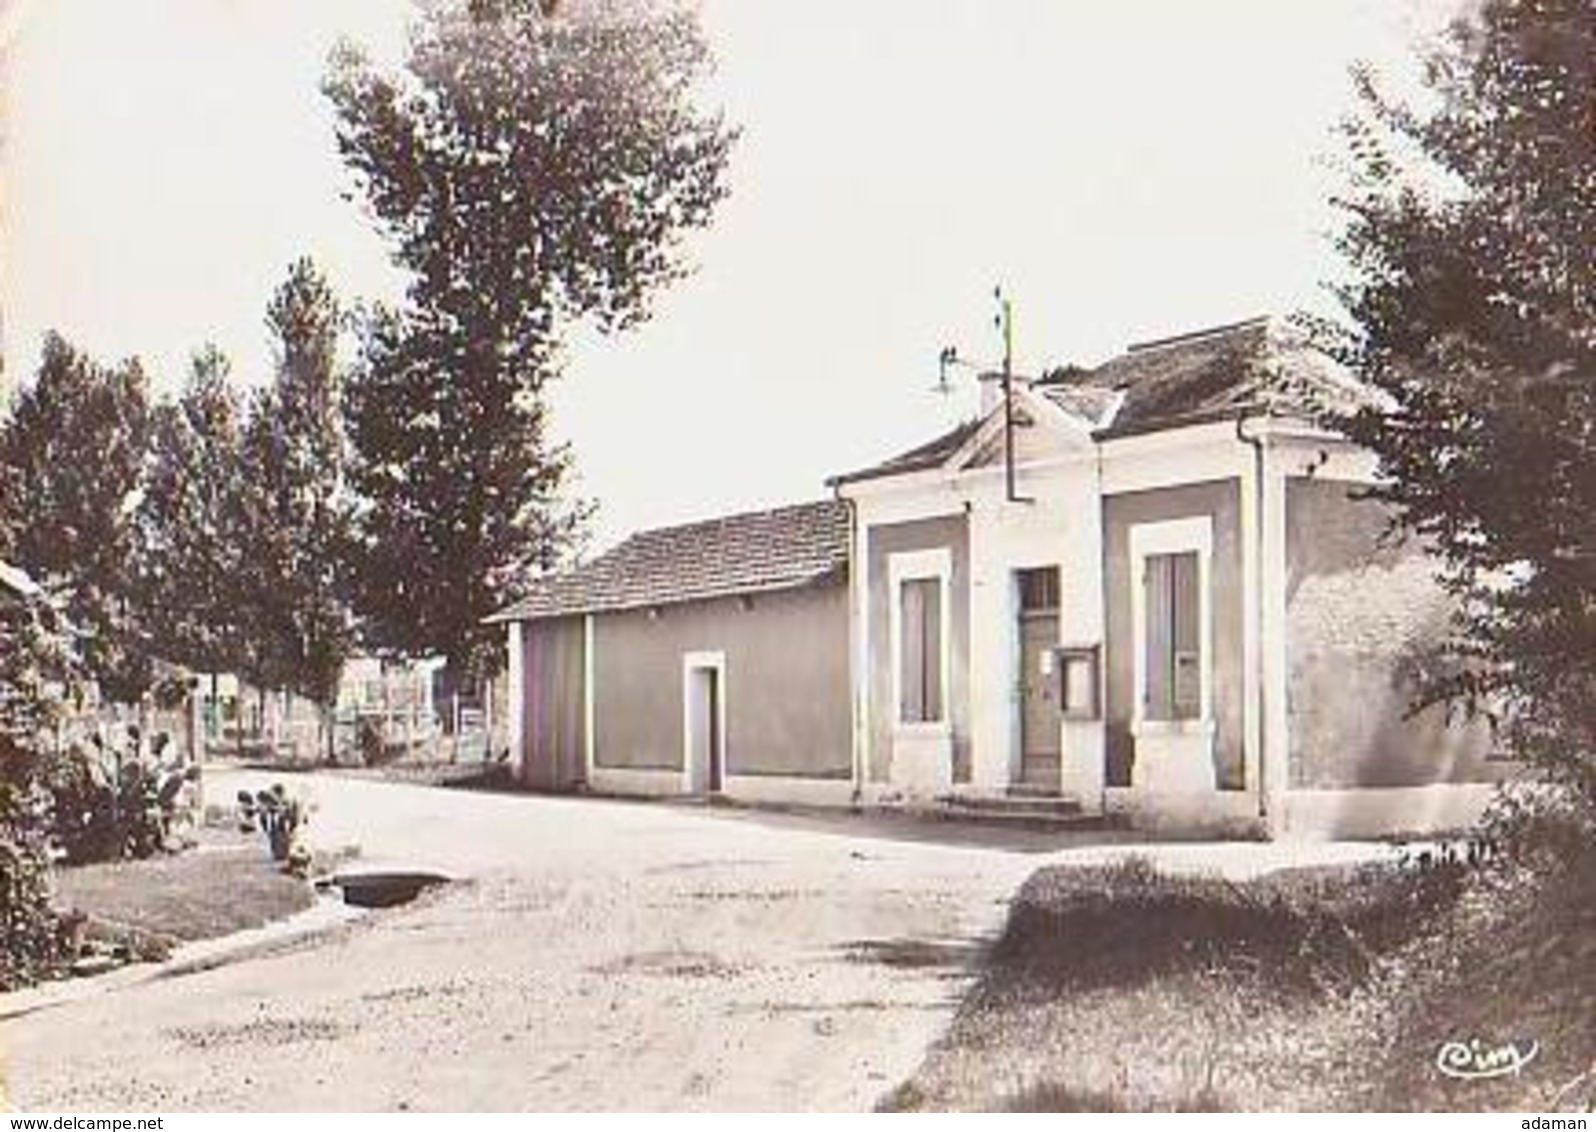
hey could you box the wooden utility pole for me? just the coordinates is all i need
[937,287,1033,505]
[995,286,1031,505]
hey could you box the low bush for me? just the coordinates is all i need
[0,589,72,988]
[1478,779,1596,873]
[1342,782,1596,1110]
[0,778,68,989]
[44,727,199,865]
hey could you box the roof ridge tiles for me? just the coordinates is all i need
[490,498,849,622]
[1125,314,1271,355]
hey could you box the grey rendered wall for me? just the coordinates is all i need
[592,582,851,778]
[1103,479,1246,790]
[519,615,587,791]
[1285,478,1506,788]
[865,515,972,783]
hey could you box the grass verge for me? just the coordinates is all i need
[51,834,317,964]
[884,850,1594,1111]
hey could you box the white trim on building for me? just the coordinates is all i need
[506,621,526,778]
[885,548,954,797]
[1127,515,1218,796]
[886,548,953,737]
[681,650,728,794]
[583,614,597,783]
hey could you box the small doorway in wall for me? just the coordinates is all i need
[1016,567,1062,793]
[683,653,726,795]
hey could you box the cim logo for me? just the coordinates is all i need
[1436,1037,1539,1081]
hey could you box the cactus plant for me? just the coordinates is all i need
[47,732,201,863]
[236,783,306,864]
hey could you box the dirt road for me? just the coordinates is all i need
[5,772,1389,1111]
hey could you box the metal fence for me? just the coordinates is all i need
[199,673,509,767]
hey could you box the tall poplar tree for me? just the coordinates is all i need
[240,260,355,756]
[139,346,250,700]
[327,0,736,678]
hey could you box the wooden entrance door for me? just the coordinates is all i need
[1017,567,1061,792]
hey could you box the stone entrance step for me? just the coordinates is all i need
[932,792,1114,832]
[970,793,1080,816]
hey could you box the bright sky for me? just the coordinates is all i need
[2,0,1457,548]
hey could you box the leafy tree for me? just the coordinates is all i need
[239,260,355,756]
[343,309,585,681]
[138,346,251,707]
[1320,0,1594,794]
[0,448,17,562]
[326,0,735,677]
[0,577,74,988]
[0,334,154,702]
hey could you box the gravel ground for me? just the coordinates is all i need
[3,772,1394,1111]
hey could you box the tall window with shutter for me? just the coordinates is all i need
[1143,550,1202,721]
[898,577,944,723]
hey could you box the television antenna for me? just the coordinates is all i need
[933,286,1031,504]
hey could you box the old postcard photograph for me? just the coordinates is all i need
[0,0,1591,1117]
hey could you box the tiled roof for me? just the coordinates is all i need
[1041,315,1369,437]
[489,499,850,622]
[827,417,984,487]
[834,317,1372,484]
[1039,383,1122,428]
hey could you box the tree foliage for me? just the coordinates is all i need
[1320,0,1594,793]
[0,273,358,744]
[0,334,154,702]
[239,259,356,716]
[138,345,250,680]
[0,577,74,988]
[326,0,736,675]
[342,308,581,677]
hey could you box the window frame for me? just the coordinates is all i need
[888,548,953,736]
[1016,565,1060,614]
[1129,516,1214,736]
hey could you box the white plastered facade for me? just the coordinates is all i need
[837,396,1497,836]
